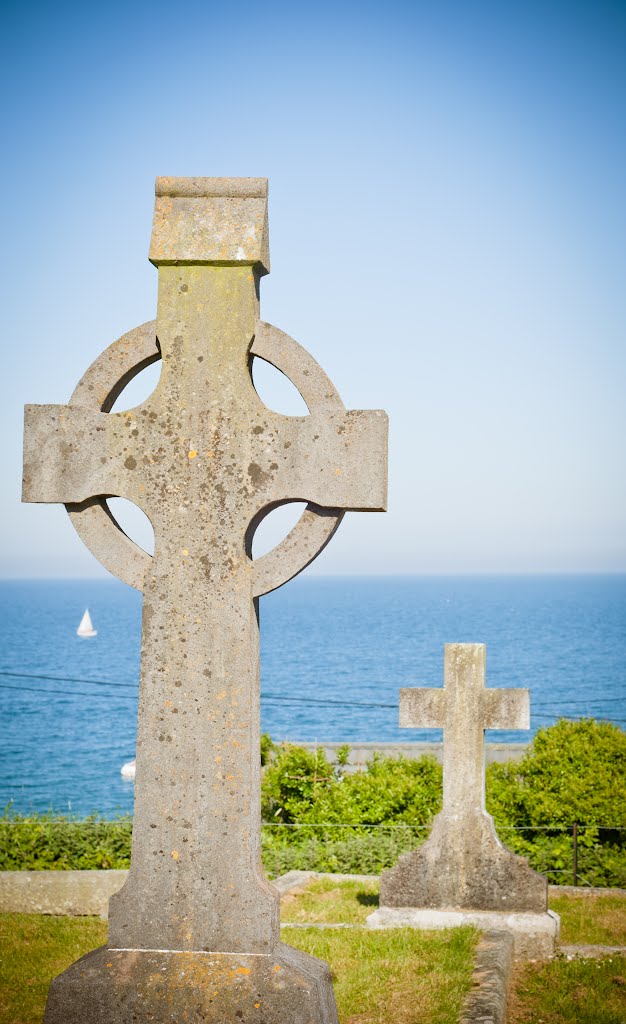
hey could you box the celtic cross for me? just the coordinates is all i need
[23,178,387,1022]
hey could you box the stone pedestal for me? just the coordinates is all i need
[44,945,338,1024]
[367,907,560,960]
[379,810,546,914]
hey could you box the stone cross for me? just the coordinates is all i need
[23,178,387,1023]
[380,643,547,913]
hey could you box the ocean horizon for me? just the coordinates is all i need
[1,573,624,817]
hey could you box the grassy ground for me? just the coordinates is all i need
[551,891,626,946]
[508,955,626,1024]
[511,889,626,1023]
[0,912,476,1024]
[3,882,626,1023]
[283,878,626,1023]
[287,927,476,1024]
[0,914,105,1024]
[280,877,379,924]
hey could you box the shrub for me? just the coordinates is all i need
[485,718,626,886]
[261,743,441,844]
[0,811,132,870]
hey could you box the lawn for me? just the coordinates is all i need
[508,955,626,1024]
[551,891,626,946]
[0,913,476,1024]
[3,881,626,1024]
[0,914,105,1024]
[280,876,379,924]
[282,878,626,1024]
[288,927,476,1024]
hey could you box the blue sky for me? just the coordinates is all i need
[2,0,624,576]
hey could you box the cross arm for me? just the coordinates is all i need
[259,408,388,512]
[23,404,133,505]
[482,689,530,731]
[399,688,446,729]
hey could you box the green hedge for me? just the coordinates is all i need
[2,720,625,885]
[0,814,132,871]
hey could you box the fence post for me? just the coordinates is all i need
[573,822,578,886]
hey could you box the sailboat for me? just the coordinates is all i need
[76,609,97,638]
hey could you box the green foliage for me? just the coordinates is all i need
[262,825,425,877]
[485,718,626,886]
[260,732,275,766]
[261,743,442,840]
[486,718,626,830]
[0,811,132,870]
[260,742,441,876]
[336,744,351,768]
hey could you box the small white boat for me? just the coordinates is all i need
[77,608,97,638]
[121,759,136,780]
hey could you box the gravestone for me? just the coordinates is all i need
[23,177,388,1022]
[368,644,559,957]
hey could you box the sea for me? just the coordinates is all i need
[1,575,624,817]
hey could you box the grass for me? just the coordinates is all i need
[509,955,626,1024]
[288,927,477,1024]
[0,913,105,1024]
[3,881,625,1023]
[280,877,379,924]
[551,892,626,946]
[0,913,477,1024]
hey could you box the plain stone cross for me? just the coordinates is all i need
[380,644,548,913]
[23,178,387,1022]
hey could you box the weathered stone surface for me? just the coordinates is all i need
[0,869,126,916]
[459,930,514,1024]
[379,644,547,914]
[44,944,338,1024]
[23,177,387,1022]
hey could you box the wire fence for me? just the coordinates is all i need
[2,819,624,887]
[1,668,626,723]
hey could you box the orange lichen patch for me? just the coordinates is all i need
[335,467,342,475]
[273,965,281,972]
[171,850,180,861]
[254,1002,261,1008]
[230,967,251,976]
[188,450,198,459]
[182,548,189,556]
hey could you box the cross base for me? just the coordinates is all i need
[44,944,338,1024]
[379,811,547,914]
[366,907,560,961]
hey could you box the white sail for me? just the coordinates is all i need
[77,608,97,637]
